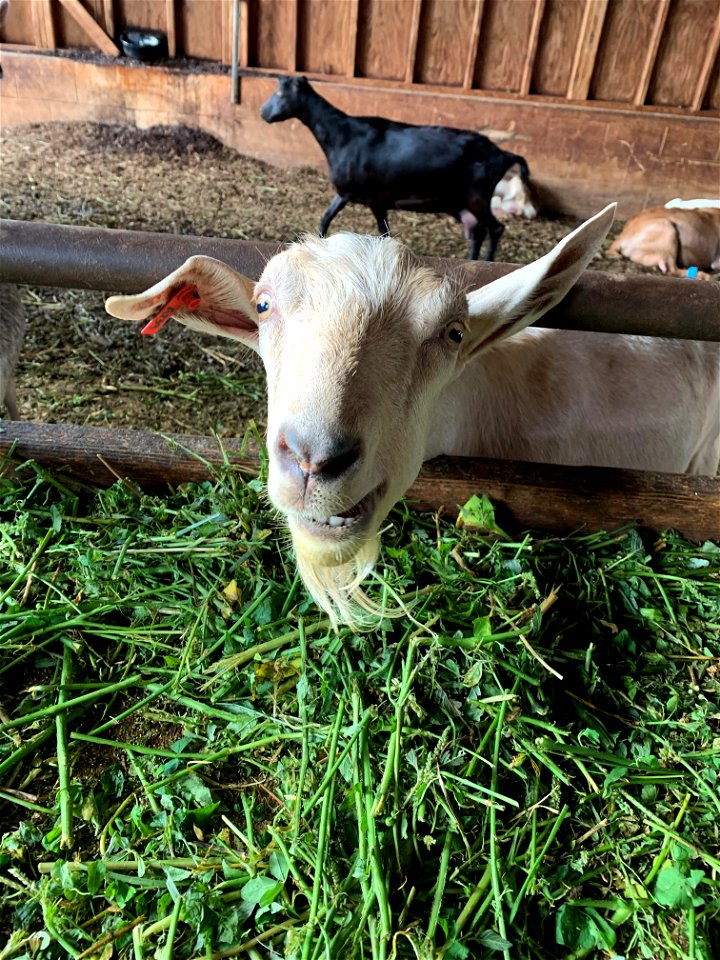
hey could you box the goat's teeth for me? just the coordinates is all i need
[328,515,345,527]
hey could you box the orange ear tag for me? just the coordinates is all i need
[141,284,201,335]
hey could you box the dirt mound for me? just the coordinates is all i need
[76,121,233,158]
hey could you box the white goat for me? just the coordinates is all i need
[491,166,538,219]
[106,205,719,624]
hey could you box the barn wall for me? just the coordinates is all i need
[1,0,718,218]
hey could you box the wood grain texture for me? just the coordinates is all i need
[705,38,720,110]
[297,0,355,76]
[519,0,545,96]
[94,0,116,38]
[648,0,717,107]
[531,0,583,96]
[566,0,608,102]
[221,0,233,66]
[415,0,479,87]
[8,0,720,115]
[178,0,223,61]
[591,0,661,103]
[165,0,176,58]
[249,0,297,70]
[344,0,359,77]
[634,0,670,106]
[356,0,417,82]
[472,0,537,94]
[2,422,717,542]
[462,0,485,90]
[405,0,422,83]
[57,0,119,54]
[0,0,39,45]
[118,0,168,32]
[691,5,720,111]
[30,0,56,50]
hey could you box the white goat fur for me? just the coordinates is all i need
[106,205,720,624]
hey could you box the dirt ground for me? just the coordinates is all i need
[0,120,691,437]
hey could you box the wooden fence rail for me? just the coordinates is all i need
[1,421,718,542]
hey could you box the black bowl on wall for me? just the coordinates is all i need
[119,29,168,63]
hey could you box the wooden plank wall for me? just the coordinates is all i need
[2,0,718,111]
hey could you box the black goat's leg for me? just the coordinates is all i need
[371,208,391,236]
[482,214,505,262]
[467,224,487,261]
[319,195,348,237]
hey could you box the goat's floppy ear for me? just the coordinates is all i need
[464,203,616,356]
[105,256,259,351]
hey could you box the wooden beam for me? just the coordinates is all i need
[462,0,485,90]
[238,0,249,68]
[404,0,423,84]
[165,0,177,59]
[691,6,720,111]
[287,0,298,72]
[221,0,233,66]
[519,0,545,96]
[57,0,119,56]
[634,0,670,106]
[1,422,717,542]
[0,42,42,52]
[30,0,56,51]
[566,0,608,101]
[345,0,359,78]
[93,0,115,39]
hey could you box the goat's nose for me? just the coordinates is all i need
[277,426,363,479]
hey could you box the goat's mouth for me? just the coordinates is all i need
[292,482,386,542]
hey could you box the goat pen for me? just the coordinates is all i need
[1,218,718,542]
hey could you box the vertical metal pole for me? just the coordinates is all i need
[231,0,240,104]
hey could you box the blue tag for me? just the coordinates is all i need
[687,266,699,279]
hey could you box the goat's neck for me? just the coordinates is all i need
[295,90,350,155]
[424,334,545,461]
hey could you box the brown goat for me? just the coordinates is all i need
[608,206,720,279]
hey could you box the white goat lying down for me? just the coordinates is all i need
[106,205,719,623]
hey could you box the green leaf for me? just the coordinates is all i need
[654,865,705,909]
[456,494,508,538]
[472,616,493,640]
[240,875,284,908]
[445,939,471,959]
[479,929,513,951]
[269,848,289,882]
[556,905,604,951]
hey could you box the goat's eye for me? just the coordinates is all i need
[256,295,273,316]
[443,322,465,346]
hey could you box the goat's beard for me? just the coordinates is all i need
[292,531,385,629]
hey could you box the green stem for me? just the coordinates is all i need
[57,641,74,849]
[0,722,58,781]
[0,675,142,734]
[490,697,510,960]
[293,619,310,838]
[426,828,454,943]
[0,527,55,607]
[160,895,183,960]
[301,699,345,960]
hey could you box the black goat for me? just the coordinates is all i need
[260,75,530,260]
